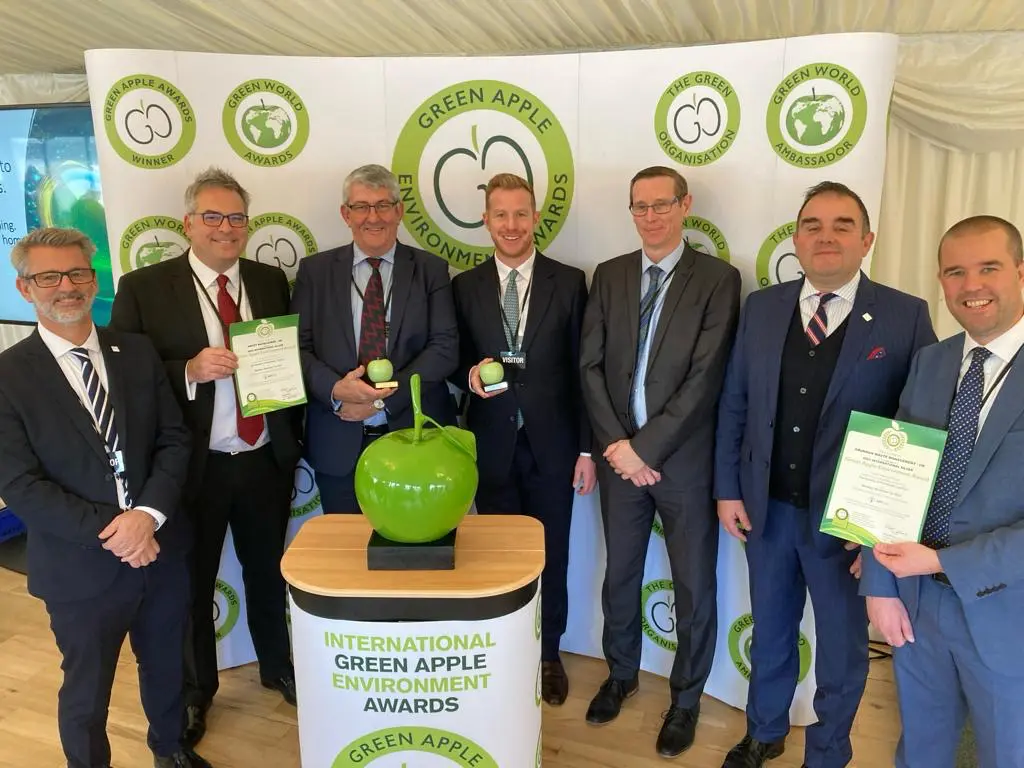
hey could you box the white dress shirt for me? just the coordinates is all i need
[185,252,269,452]
[799,271,861,337]
[493,250,536,349]
[961,311,1024,436]
[37,323,165,528]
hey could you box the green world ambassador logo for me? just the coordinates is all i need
[224,79,310,167]
[655,70,741,166]
[767,63,867,168]
[245,211,317,285]
[392,79,574,269]
[119,215,188,274]
[756,221,804,288]
[103,75,196,169]
[685,215,731,262]
[729,612,812,682]
[333,726,498,767]
[213,579,241,642]
[641,579,676,652]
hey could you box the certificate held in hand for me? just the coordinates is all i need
[229,313,307,416]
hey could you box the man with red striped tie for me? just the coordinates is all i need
[714,181,936,768]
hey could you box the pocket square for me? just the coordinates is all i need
[867,346,886,360]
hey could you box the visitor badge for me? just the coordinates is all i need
[499,350,526,369]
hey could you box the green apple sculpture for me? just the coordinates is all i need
[355,373,478,543]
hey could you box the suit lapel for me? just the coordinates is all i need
[521,253,554,353]
[764,280,804,413]
[334,245,358,357]
[479,258,508,352]
[386,245,413,355]
[623,251,641,361]
[645,246,695,369]
[172,253,214,351]
[239,258,265,319]
[822,274,877,416]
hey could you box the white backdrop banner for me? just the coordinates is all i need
[85,33,897,723]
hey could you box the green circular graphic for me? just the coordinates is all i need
[728,612,812,682]
[535,730,542,768]
[533,593,542,641]
[654,70,741,166]
[391,79,575,270]
[223,79,310,166]
[755,221,802,288]
[652,514,665,538]
[332,726,498,767]
[766,63,867,168]
[214,579,240,642]
[119,215,188,274]
[535,661,543,707]
[103,74,196,168]
[685,215,731,262]
[641,579,677,652]
[245,211,318,274]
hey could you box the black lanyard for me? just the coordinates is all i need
[191,269,247,339]
[639,261,680,319]
[497,270,534,350]
[978,346,1021,409]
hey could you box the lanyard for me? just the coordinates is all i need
[497,269,534,350]
[640,261,680,318]
[978,346,1021,409]
[191,269,247,341]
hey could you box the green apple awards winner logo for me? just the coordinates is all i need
[685,216,731,262]
[103,75,196,169]
[119,215,188,274]
[213,579,240,642]
[641,579,676,652]
[223,79,310,167]
[654,70,740,166]
[756,221,805,288]
[392,80,574,269]
[729,613,812,682]
[767,63,867,168]
[333,726,498,767]
[245,211,317,284]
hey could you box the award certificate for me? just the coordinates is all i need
[229,314,307,416]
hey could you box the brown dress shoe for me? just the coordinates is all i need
[541,659,569,705]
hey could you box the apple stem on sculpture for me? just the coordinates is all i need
[411,373,424,444]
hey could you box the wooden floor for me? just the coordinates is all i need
[0,566,900,767]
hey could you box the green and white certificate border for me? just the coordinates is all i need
[229,314,307,416]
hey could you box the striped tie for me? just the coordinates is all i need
[628,265,664,429]
[69,347,132,505]
[805,292,837,346]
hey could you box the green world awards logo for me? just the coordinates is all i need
[755,221,804,288]
[767,63,867,168]
[223,79,310,167]
[333,726,498,767]
[728,613,812,682]
[392,80,574,269]
[119,215,188,274]
[103,75,196,169]
[245,211,317,285]
[213,579,240,642]
[641,579,676,652]
[685,216,731,262]
[654,70,741,166]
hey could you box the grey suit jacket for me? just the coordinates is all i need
[580,243,740,483]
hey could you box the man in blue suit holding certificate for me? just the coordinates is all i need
[863,215,1024,768]
[715,182,935,768]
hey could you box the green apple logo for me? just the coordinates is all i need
[673,94,721,145]
[640,579,677,652]
[213,579,240,642]
[355,374,478,542]
[684,216,731,262]
[242,98,293,149]
[774,251,804,284]
[120,215,189,275]
[104,75,196,168]
[124,100,172,145]
[136,234,184,267]
[728,612,812,683]
[785,88,845,147]
[434,124,532,230]
[223,79,309,166]
[254,235,298,269]
[654,71,741,166]
[245,212,317,279]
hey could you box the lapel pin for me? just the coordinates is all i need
[862,313,873,322]
[111,346,120,352]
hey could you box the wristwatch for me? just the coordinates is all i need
[372,398,385,411]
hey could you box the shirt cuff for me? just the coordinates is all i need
[184,363,197,401]
[331,397,343,413]
[135,505,166,531]
[579,452,592,458]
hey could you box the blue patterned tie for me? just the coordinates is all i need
[805,292,836,346]
[921,347,991,548]
[501,269,523,428]
[628,265,664,428]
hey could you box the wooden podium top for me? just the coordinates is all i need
[281,514,545,599]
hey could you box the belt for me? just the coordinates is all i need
[362,424,389,438]
[932,572,952,587]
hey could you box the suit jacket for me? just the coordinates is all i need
[714,274,936,554]
[862,334,1024,672]
[290,241,459,477]
[580,244,741,484]
[109,253,303,498]
[0,329,191,602]
[451,252,591,483]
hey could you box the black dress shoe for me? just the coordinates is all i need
[181,703,208,750]
[541,659,569,706]
[154,748,213,767]
[585,677,638,724]
[721,734,786,768]
[261,673,297,705]
[656,703,700,757]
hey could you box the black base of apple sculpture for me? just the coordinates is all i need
[366,529,457,571]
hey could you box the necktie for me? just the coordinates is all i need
[358,257,387,367]
[628,265,665,428]
[501,269,523,428]
[69,347,132,506]
[921,347,992,549]
[805,292,837,346]
[215,274,263,446]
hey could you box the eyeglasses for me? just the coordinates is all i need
[629,197,680,217]
[22,268,96,288]
[193,210,249,228]
[346,201,399,216]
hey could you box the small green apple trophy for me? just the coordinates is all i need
[355,373,478,569]
[478,360,507,393]
[366,357,398,389]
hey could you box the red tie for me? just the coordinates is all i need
[216,274,264,446]
[358,257,387,367]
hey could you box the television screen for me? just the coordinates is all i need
[0,103,113,325]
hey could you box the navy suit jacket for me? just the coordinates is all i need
[291,241,459,478]
[862,334,1024,673]
[714,274,936,554]
[0,329,191,603]
[451,252,591,484]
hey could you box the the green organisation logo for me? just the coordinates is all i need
[728,612,812,682]
[119,215,188,274]
[655,70,741,166]
[333,726,498,767]
[767,63,867,168]
[213,579,240,642]
[685,215,731,262]
[392,80,574,270]
[290,464,322,519]
[641,579,676,652]
[223,79,310,167]
[245,211,317,285]
[103,75,196,169]
[755,221,805,288]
